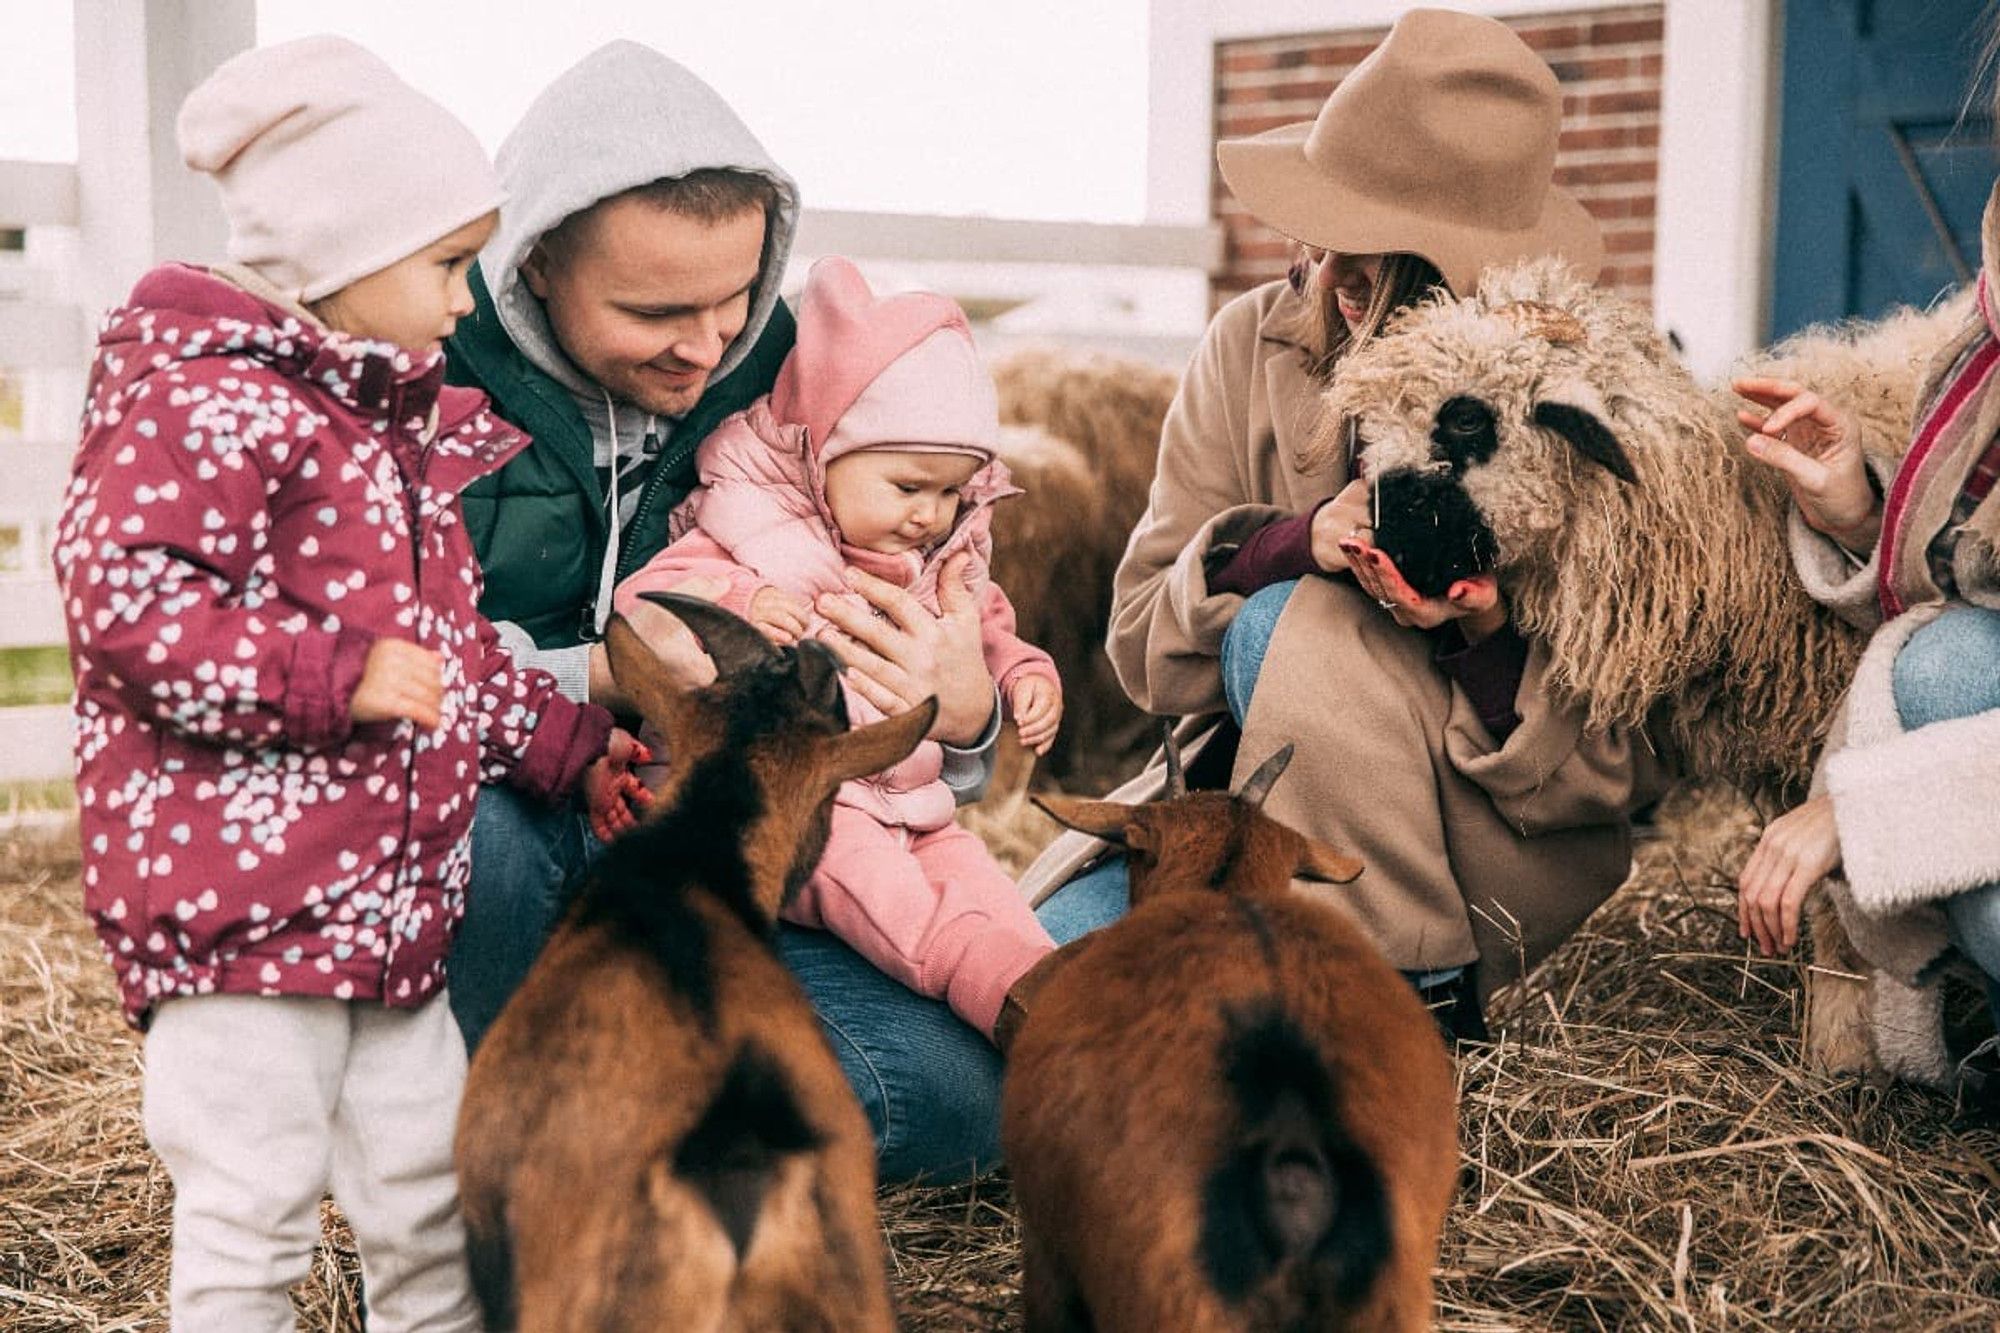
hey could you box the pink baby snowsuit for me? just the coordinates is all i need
[615,256,1057,1037]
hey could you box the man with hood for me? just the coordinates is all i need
[443,41,1008,1183]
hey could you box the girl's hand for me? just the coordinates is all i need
[1737,793,1841,956]
[1732,376,1879,552]
[1009,674,1063,755]
[582,727,654,842]
[1337,535,1507,641]
[747,586,812,646]
[1309,478,1376,573]
[350,638,444,729]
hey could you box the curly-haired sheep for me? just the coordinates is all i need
[1322,259,1968,1080]
[1318,258,1865,806]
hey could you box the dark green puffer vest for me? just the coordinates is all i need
[445,264,797,647]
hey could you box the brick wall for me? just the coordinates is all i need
[1211,6,1663,311]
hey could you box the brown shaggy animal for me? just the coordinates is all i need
[987,345,1178,798]
[1324,259,1970,1079]
[455,595,932,1333]
[1001,743,1457,1333]
[1319,259,1865,805]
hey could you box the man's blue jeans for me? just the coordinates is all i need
[1892,606,2000,1010]
[449,784,1003,1184]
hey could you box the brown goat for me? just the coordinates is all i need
[1001,743,1459,1333]
[455,594,933,1333]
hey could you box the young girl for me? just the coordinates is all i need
[615,256,1061,1046]
[53,35,645,1332]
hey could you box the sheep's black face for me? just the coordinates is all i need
[1431,396,1500,470]
[1369,467,1498,598]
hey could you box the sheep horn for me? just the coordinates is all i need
[1236,743,1296,809]
[635,591,781,675]
[1161,720,1187,798]
[1495,299,1587,346]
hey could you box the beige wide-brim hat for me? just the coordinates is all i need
[1216,7,1602,296]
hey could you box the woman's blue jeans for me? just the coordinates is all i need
[1892,606,2000,1011]
[1036,578,1467,991]
[449,784,1003,1184]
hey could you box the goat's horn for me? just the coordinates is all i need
[1236,743,1295,809]
[1494,300,1587,346]
[1161,720,1187,798]
[636,591,780,673]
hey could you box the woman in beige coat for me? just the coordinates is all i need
[1020,8,1673,1038]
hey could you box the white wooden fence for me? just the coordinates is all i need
[0,2,1219,783]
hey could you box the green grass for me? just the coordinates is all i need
[0,645,71,707]
[0,778,74,814]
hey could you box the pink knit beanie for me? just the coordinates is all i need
[773,256,997,463]
[177,35,506,302]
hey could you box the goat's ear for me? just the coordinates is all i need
[1532,401,1637,484]
[1295,838,1365,884]
[637,591,780,674]
[816,696,938,787]
[1029,794,1135,845]
[794,639,844,714]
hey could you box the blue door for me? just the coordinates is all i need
[1769,0,1995,339]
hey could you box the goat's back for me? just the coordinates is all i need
[1002,891,1457,1333]
[457,892,891,1333]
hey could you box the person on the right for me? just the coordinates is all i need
[1731,162,2000,1051]
[1022,7,1674,1037]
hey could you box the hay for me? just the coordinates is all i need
[7,785,2000,1331]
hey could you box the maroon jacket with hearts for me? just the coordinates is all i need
[55,263,613,1028]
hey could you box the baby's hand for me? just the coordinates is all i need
[582,727,654,842]
[1009,675,1063,755]
[350,638,444,729]
[748,586,812,646]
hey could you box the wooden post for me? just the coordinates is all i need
[69,0,253,321]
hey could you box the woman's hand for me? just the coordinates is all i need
[1309,478,1376,573]
[1338,534,1507,641]
[1732,376,1879,552]
[1737,793,1841,956]
[816,555,995,745]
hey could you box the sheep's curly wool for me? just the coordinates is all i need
[1315,259,1864,803]
[987,346,1178,796]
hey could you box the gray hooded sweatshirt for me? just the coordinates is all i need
[460,40,801,697]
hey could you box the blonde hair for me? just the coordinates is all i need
[1301,250,1447,382]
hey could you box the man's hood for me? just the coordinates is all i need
[478,40,800,398]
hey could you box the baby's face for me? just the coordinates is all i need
[823,449,982,555]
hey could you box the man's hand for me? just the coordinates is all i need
[581,727,654,841]
[815,554,994,745]
[587,575,726,715]
[350,638,444,729]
